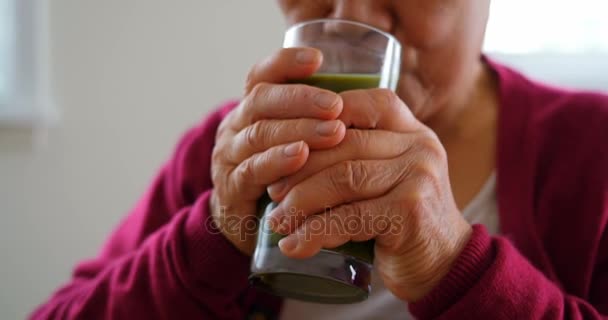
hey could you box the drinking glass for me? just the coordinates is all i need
[250,18,401,304]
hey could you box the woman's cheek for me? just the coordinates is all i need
[392,0,459,50]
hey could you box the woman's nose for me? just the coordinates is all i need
[327,0,393,35]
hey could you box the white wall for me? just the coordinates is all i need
[0,1,283,318]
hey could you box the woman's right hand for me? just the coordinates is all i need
[210,48,346,255]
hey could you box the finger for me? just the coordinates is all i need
[231,141,309,201]
[267,129,415,200]
[232,83,343,130]
[278,198,392,259]
[269,158,409,234]
[245,47,323,94]
[227,119,346,164]
[339,88,423,132]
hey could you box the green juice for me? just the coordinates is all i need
[260,73,382,264]
[294,73,382,93]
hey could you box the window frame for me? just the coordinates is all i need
[0,0,55,127]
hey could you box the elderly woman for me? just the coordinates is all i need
[33,1,607,319]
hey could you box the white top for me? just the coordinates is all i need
[280,173,499,320]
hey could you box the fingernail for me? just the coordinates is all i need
[315,92,338,110]
[264,214,280,231]
[296,49,318,64]
[269,206,284,221]
[268,208,288,233]
[269,212,288,234]
[265,210,281,232]
[267,179,287,197]
[279,236,298,252]
[316,120,341,137]
[283,141,303,157]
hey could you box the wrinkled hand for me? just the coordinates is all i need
[210,48,346,255]
[266,89,473,302]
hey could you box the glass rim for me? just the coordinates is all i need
[286,18,401,48]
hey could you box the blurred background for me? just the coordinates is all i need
[0,1,606,318]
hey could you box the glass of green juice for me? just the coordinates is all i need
[250,18,401,304]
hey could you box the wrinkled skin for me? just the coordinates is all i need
[211,0,498,302]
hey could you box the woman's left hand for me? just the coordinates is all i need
[266,89,472,302]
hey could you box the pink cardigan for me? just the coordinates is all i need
[31,61,608,319]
